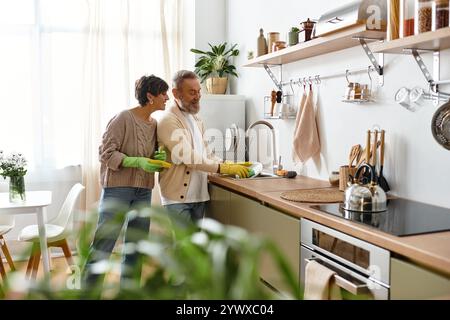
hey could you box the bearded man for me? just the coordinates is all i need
[157,70,249,221]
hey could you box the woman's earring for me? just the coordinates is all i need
[149,99,154,105]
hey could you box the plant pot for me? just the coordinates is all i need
[288,32,299,46]
[206,77,228,94]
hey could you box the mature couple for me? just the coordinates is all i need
[83,70,250,289]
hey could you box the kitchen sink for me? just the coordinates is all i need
[230,171,282,180]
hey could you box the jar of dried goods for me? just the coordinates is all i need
[434,0,449,30]
[400,0,416,37]
[388,0,401,40]
[415,0,433,34]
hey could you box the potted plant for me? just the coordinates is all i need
[190,42,239,94]
[288,27,300,46]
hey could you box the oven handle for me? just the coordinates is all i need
[305,258,369,296]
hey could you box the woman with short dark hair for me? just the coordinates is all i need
[83,74,169,290]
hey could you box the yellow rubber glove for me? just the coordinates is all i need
[224,161,253,167]
[122,157,163,173]
[148,159,172,169]
[219,163,250,179]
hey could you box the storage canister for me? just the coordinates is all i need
[400,0,416,37]
[267,32,280,53]
[434,0,449,30]
[388,0,401,40]
[415,0,433,34]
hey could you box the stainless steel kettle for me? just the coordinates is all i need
[342,164,387,213]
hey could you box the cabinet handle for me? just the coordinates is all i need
[305,258,369,296]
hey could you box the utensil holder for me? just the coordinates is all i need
[339,165,357,191]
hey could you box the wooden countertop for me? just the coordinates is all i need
[208,174,450,277]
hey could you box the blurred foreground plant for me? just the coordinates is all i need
[3,206,301,300]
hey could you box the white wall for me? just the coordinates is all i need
[195,0,227,50]
[225,0,450,208]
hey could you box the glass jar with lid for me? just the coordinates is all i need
[267,32,280,53]
[415,0,434,34]
[434,0,449,30]
[400,0,416,37]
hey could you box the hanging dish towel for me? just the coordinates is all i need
[292,90,307,162]
[292,88,320,163]
[304,260,342,300]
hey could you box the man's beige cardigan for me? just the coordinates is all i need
[157,104,222,202]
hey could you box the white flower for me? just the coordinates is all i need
[0,151,27,177]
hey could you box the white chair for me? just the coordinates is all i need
[0,215,16,280]
[18,183,85,279]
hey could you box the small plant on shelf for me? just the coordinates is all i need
[288,27,300,46]
[190,42,239,94]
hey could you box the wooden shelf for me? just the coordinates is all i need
[242,25,385,68]
[372,27,450,54]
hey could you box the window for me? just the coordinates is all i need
[0,0,183,171]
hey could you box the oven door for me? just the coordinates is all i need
[301,246,389,300]
[301,219,390,285]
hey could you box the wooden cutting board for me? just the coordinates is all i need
[280,188,344,203]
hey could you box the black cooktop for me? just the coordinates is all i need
[311,199,450,237]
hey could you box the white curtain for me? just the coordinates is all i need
[0,0,184,210]
[82,0,184,210]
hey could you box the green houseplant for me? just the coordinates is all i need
[190,42,239,94]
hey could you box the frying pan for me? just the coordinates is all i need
[432,100,450,150]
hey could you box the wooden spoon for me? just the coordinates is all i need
[348,144,361,168]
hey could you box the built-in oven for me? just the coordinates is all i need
[300,219,390,300]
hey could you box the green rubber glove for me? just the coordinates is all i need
[219,163,250,179]
[153,146,167,161]
[122,157,162,173]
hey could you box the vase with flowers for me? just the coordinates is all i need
[0,151,27,203]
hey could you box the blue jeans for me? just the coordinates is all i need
[164,202,207,223]
[83,187,151,290]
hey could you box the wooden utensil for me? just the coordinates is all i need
[360,130,371,183]
[270,90,276,116]
[378,130,390,192]
[356,139,381,167]
[371,130,378,167]
[369,130,379,183]
[348,144,361,168]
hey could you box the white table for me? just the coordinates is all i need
[0,191,52,276]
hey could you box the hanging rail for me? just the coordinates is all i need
[279,66,378,87]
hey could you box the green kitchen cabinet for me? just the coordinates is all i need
[390,257,450,299]
[206,184,231,225]
[207,184,300,295]
[229,192,300,296]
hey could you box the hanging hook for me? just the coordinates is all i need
[290,79,294,95]
[345,69,350,84]
[315,75,321,85]
[308,76,313,90]
[367,66,372,83]
[297,77,303,87]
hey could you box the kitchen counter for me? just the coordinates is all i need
[208,174,450,277]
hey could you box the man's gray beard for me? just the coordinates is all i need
[179,99,200,114]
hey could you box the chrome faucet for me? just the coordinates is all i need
[245,120,278,174]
